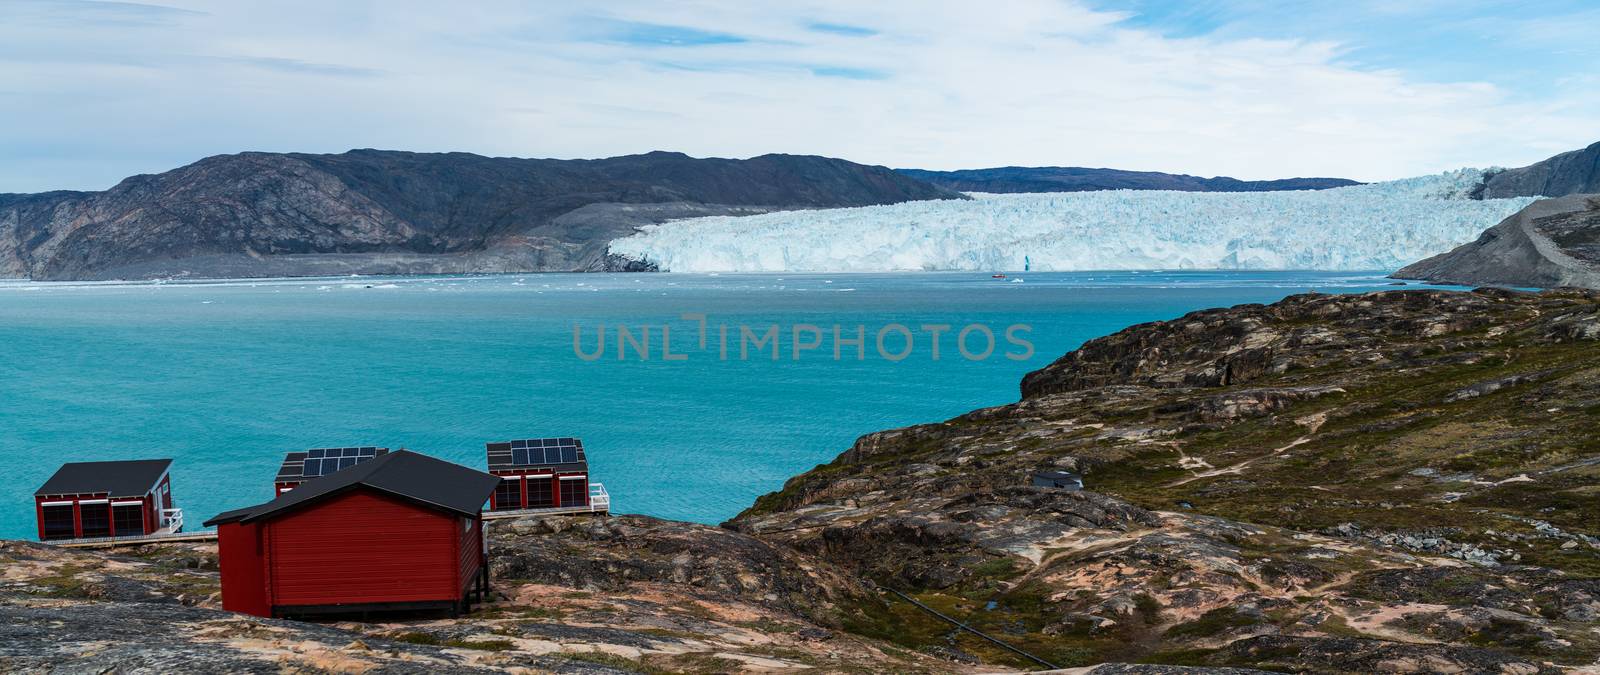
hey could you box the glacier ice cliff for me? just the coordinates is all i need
[608,170,1540,272]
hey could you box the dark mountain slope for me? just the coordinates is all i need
[896,166,1359,193]
[1479,141,1600,199]
[0,150,962,281]
[1394,193,1600,289]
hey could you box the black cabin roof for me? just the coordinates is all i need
[486,438,588,472]
[274,447,389,483]
[35,459,172,498]
[206,450,499,526]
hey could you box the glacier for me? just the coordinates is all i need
[607,169,1540,272]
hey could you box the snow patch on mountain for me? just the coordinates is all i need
[608,169,1539,272]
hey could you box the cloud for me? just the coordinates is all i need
[10,0,204,27]
[218,56,382,78]
[574,18,752,47]
[808,66,888,80]
[806,22,877,37]
[0,0,1596,192]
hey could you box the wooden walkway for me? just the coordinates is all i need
[482,504,609,521]
[57,530,218,549]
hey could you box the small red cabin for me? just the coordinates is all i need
[486,437,589,511]
[273,446,389,495]
[35,459,179,541]
[205,450,499,618]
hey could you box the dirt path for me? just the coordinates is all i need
[1167,436,1312,487]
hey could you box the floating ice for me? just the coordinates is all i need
[609,169,1538,272]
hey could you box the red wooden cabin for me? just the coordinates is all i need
[486,437,589,511]
[205,450,499,618]
[35,459,180,541]
[273,446,388,495]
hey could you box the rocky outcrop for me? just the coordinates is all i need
[0,150,962,281]
[0,522,951,674]
[734,288,1600,672]
[1209,635,1559,675]
[1018,287,1538,398]
[896,166,1358,193]
[1478,141,1600,199]
[1394,194,1600,289]
[489,514,871,627]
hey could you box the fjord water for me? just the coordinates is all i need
[0,271,1431,539]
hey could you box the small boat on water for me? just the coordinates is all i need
[991,273,1006,279]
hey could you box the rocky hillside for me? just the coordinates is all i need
[0,150,962,281]
[895,167,1358,193]
[1395,194,1600,289]
[0,517,963,673]
[733,288,1600,672]
[1479,141,1600,199]
[8,288,1600,673]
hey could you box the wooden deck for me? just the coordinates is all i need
[57,529,219,549]
[483,482,611,521]
[482,503,610,520]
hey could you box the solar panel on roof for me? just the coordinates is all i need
[495,437,583,468]
[299,447,383,478]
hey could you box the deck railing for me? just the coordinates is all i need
[589,483,610,512]
[160,508,184,534]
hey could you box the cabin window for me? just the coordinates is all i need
[559,478,587,507]
[526,477,554,508]
[493,479,522,511]
[113,504,144,535]
[41,505,75,540]
[79,502,112,538]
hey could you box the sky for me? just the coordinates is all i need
[1,0,1597,192]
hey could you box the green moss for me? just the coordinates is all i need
[971,556,1022,580]
[29,564,91,598]
[1314,614,1382,640]
[391,632,441,646]
[1163,607,1260,641]
[561,651,670,674]
[1134,593,1163,624]
[1142,647,1222,667]
[445,638,515,651]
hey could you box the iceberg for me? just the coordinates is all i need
[608,169,1540,272]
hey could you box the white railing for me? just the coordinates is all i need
[160,508,184,533]
[589,483,610,512]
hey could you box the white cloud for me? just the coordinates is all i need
[0,0,1596,191]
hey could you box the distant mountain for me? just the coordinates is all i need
[0,150,963,281]
[1394,193,1600,289]
[895,166,1360,193]
[1477,141,1600,199]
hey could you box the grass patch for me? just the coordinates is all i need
[1163,607,1260,641]
[446,638,515,651]
[971,556,1022,580]
[391,632,441,646]
[562,651,668,673]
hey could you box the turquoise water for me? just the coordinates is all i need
[0,271,1434,540]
